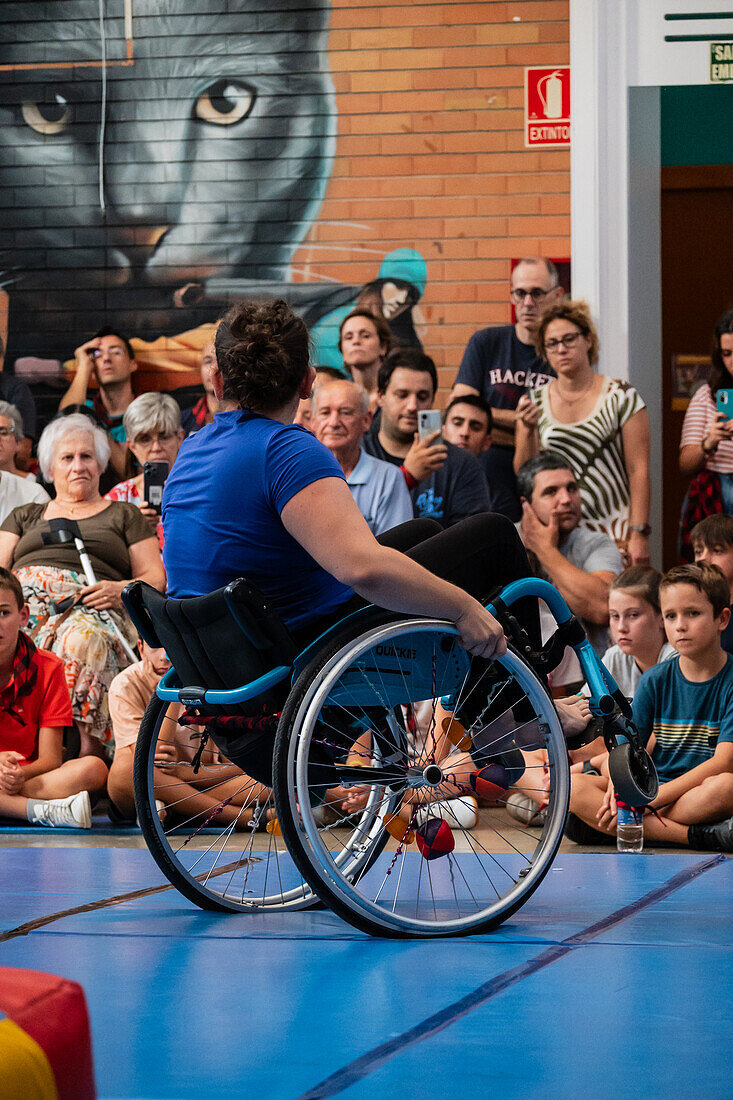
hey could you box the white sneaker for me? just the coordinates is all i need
[505,791,546,827]
[30,791,92,829]
[414,795,478,831]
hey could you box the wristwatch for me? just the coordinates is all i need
[629,523,652,537]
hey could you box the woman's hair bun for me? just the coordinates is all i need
[215,299,310,413]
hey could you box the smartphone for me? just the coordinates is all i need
[143,461,169,513]
[417,409,443,443]
[717,389,733,419]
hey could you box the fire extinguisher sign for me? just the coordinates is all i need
[524,66,570,148]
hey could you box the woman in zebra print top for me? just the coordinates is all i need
[513,300,651,565]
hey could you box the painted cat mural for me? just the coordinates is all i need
[0,0,349,363]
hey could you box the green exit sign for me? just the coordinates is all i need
[710,42,733,83]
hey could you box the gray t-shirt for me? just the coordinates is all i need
[519,521,623,686]
[559,525,623,655]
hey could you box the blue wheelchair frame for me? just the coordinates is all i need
[156,577,625,723]
[152,576,658,800]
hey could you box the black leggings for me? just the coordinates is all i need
[290,513,539,652]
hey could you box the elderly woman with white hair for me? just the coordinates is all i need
[105,392,184,547]
[0,412,165,755]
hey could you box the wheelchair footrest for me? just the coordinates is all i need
[564,715,605,752]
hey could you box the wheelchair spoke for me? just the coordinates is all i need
[276,617,570,937]
[134,697,317,913]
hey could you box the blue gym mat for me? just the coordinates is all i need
[1,848,730,1099]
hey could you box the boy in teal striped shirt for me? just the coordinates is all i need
[568,562,733,849]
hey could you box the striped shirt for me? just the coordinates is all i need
[633,653,733,783]
[529,376,645,545]
[679,383,733,473]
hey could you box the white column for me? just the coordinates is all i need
[570,0,662,562]
[570,0,630,381]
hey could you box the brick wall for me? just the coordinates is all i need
[295,0,570,398]
[0,1,569,397]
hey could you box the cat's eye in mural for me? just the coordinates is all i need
[21,93,72,135]
[193,80,255,126]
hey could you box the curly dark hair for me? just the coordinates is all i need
[535,299,599,366]
[214,299,310,413]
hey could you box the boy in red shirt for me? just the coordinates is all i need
[0,568,108,827]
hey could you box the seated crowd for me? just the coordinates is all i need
[1,261,733,853]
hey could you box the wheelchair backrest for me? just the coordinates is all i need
[122,579,297,705]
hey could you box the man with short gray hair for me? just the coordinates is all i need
[311,378,412,536]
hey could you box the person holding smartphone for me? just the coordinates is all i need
[679,310,733,558]
[105,393,184,549]
[362,348,490,527]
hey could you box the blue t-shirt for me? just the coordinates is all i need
[632,654,733,783]
[162,410,354,628]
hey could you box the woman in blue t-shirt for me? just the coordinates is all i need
[163,299,539,661]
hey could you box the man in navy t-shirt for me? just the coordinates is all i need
[452,257,563,520]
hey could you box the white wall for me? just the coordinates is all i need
[568,0,730,562]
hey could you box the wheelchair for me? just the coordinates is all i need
[123,575,658,938]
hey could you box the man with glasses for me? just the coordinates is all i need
[452,258,563,520]
[59,327,139,479]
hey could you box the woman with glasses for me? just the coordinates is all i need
[105,393,185,549]
[513,299,651,565]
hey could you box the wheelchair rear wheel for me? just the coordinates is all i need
[273,614,570,937]
[134,695,317,913]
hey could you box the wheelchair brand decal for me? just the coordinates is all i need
[327,632,470,706]
[374,644,417,660]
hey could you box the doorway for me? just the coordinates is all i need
[660,164,733,568]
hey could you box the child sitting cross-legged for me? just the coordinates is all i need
[0,567,108,828]
[567,562,733,850]
[107,639,274,829]
[600,566,677,701]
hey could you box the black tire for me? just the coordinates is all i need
[133,693,317,913]
[273,613,570,938]
[609,741,659,807]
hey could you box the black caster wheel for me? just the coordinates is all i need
[609,741,658,807]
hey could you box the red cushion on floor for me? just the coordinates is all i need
[0,968,96,1100]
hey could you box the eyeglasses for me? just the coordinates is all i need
[544,332,583,352]
[133,432,177,447]
[0,427,16,438]
[510,287,550,305]
[88,347,128,360]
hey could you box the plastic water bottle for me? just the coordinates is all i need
[616,798,643,853]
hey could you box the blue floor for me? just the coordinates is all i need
[1,847,731,1099]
